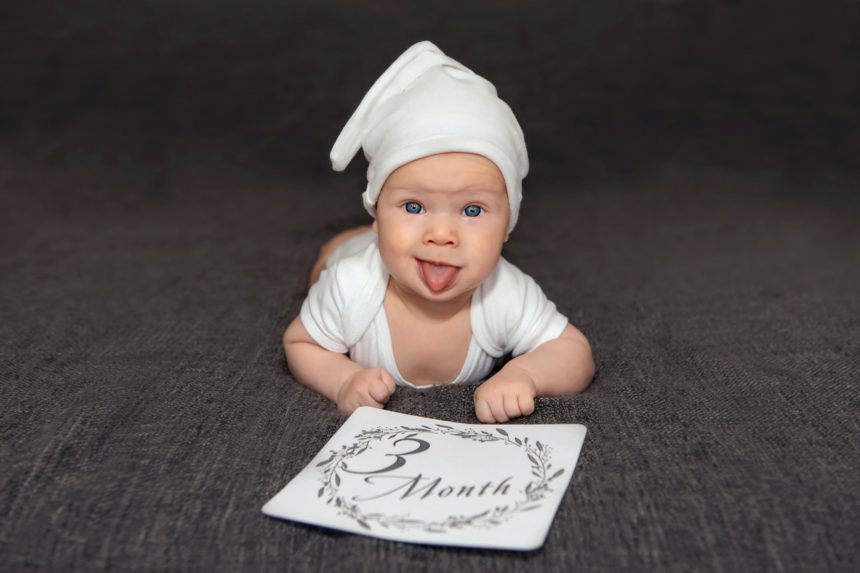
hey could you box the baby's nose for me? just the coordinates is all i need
[422,215,458,247]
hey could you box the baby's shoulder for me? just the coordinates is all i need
[472,257,567,357]
[326,240,384,285]
[317,240,387,312]
[304,239,387,348]
[478,257,538,304]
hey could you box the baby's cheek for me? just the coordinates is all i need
[473,247,503,280]
[377,244,401,270]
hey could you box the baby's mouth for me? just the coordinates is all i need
[416,259,461,293]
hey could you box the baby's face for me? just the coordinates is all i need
[374,152,509,304]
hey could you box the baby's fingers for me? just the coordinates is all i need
[488,396,510,423]
[356,392,385,410]
[475,398,494,424]
[517,393,535,416]
[503,393,523,420]
[368,369,396,403]
[368,380,393,404]
[379,369,396,392]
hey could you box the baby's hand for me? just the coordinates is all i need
[336,367,396,415]
[473,368,538,423]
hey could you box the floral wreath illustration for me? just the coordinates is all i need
[315,423,565,533]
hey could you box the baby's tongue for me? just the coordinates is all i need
[419,261,459,292]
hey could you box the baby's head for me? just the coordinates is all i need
[372,152,509,302]
[330,41,529,235]
[329,41,528,301]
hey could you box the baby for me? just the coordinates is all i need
[283,41,594,423]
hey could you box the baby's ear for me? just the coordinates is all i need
[504,233,510,243]
[372,220,379,232]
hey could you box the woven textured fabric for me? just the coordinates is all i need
[1,2,859,571]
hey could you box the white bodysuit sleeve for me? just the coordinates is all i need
[473,258,569,358]
[300,267,350,354]
[507,271,569,356]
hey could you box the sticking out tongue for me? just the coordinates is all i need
[418,260,460,293]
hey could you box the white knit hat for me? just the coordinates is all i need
[329,41,529,233]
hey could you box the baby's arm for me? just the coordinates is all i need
[283,316,396,414]
[474,324,594,423]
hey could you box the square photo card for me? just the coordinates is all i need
[263,408,587,551]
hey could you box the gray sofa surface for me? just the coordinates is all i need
[2,2,858,571]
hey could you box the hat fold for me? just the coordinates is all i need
[330,41,453,172]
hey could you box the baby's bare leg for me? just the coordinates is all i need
[309,225,373,285]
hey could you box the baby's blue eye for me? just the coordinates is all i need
[463,204,483,218]
[404,202,424,214]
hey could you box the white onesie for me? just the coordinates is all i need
[300,231,568,389]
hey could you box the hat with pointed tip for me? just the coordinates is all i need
[329,41,529,233]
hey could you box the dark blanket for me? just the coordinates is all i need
[2,2,858,571]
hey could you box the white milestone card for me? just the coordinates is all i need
[262,408,587,551]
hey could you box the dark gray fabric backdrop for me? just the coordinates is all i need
[1,1,858,571]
